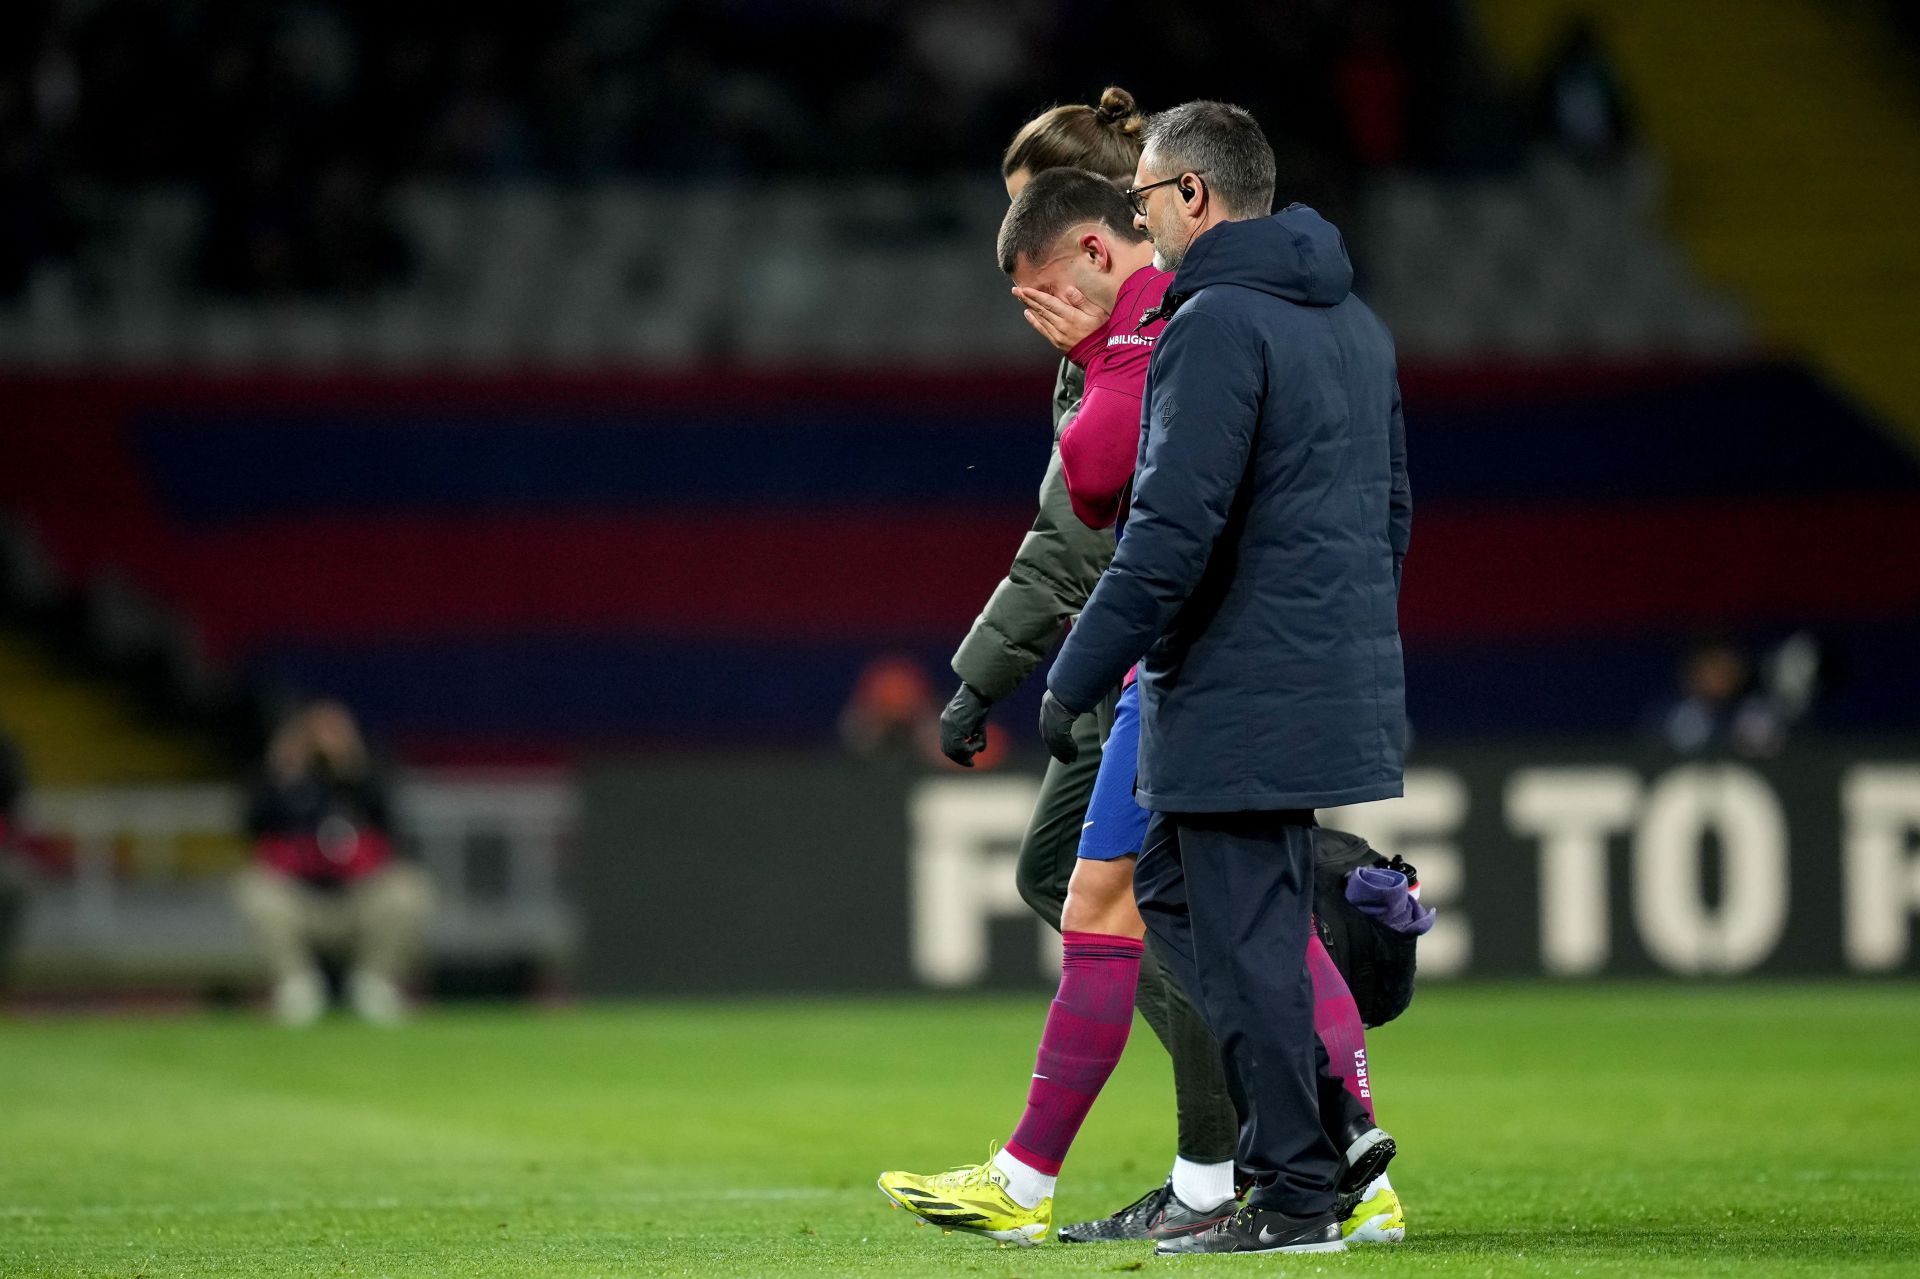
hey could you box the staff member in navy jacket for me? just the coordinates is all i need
[1041,100,1410,1256]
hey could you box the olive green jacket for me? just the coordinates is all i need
[949,360,1116,701]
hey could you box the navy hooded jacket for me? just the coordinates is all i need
[1048,205,1409,811]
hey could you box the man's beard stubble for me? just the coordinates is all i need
[1150,213,1196,273]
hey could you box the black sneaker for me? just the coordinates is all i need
[1154,1204,1344,1255]
[1337,1123,1397,1209]
[1056,1179,1234,1243]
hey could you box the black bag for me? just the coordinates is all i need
[1312,827,1421,1029]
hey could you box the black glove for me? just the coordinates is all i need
[939,683,994,767]
[1039,690,1081,764]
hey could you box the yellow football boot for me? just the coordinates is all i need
[1341,1178,1406,1244]
[877,1143,1051,1246]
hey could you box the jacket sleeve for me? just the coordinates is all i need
[950,435,1115,701]
[1389,379,1411,591]
[1047,310,1262,712]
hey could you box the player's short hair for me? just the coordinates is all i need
[1002,86,1146,183]
[1141,100,1276,220]
[996,167,1148,276]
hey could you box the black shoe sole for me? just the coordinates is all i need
[1157,1237,1346,1255]
[1338,1129,1396,1201]
[1057,1208,1229,1244]
[1056,1227,1137,1245]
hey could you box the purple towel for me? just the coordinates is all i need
[1346,866,1436,936]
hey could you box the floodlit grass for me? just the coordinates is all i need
[2,984,1917,1276]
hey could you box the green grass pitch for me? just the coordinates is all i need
[3,984,1917,1277]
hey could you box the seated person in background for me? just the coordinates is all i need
[0,728,28,990]
[235,700,431,1026]
[1652,635,1788,759]
[838,654,949,767]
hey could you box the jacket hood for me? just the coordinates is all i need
[1168,203,1353,308]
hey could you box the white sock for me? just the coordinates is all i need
[991,1147,1056,1209]
[1170,1156,1237,1212]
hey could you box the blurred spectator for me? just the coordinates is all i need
[1758,630,1833,726]
[1652,635,1788,758]
[1535,16,1634,166]
[839,655,947,766]
[0,727,27,990]
[234,700,431,1026]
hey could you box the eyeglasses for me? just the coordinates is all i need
[1124,172,1203,218]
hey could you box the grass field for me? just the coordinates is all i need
[2,985,1917,1277]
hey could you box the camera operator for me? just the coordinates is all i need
[235,700,431,1025]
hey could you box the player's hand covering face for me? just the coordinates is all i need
[1012,284,1110,356]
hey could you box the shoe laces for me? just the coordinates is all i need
[927,1141,1007,1191]
[1223,1201,1261,1231]
[1115,1180,1173,1224]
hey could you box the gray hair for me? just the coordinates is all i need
[1141,101,1276,220]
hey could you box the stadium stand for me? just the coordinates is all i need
[3,359,1916,764]
[1361,154,1747,358]
[0,163,1745,366]
[0,629,219,785]
[0,0,1915,768]
[1476,0,1920,441]
[0,0,1744,366]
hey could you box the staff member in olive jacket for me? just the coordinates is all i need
[940,96,1134,928]
[936,91,1248,1220]
[1043,102,1410,1256]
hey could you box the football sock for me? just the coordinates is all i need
[1308,931,1376,1120]
[1170,1155,1238,1212]
[1003,930,1145,1188]
[990,1145,1056,1209]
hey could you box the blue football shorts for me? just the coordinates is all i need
[1077,679,1149,862]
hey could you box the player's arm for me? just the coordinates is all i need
[1046,309,1261,715]
[1057,384,1143,530]
[1038,283,1152,529]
